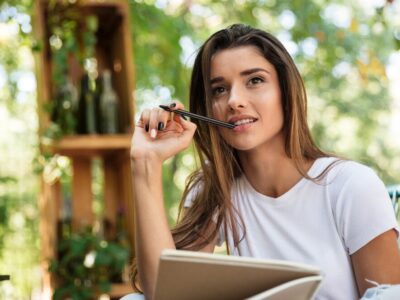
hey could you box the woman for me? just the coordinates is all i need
[130,24,400,299]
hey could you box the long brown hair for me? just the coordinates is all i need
[172,24,331,250]
[131,24,335,289]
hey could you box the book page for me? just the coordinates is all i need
[247,275,323,300]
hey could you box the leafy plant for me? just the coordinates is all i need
[0,176,16,257]
[49,228,130,300]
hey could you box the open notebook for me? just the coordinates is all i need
[153,249,323,300]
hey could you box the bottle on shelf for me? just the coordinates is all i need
[99,69,119,134]
[52,78,79,134]
[77,73,98,134]
[58,195,72,241]
[95,73,103,134]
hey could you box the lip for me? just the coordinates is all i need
[227,114,258,125]
[227,115,258,133]
[232,122,255,132]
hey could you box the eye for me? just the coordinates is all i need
[212,86,226,96]
[248,76,264,85]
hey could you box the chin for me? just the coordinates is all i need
[227,141,257,151]
[220,135,256,151]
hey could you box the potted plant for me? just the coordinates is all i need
[49,227,130,299]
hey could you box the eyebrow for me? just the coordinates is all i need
[210,68,270,85]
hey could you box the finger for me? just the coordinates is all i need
[148,107,162,139]
[135,119,143,128]
[140,109,151,132]
[157,108,169,131]
[179,115,197,133]
[135,117,146,128]
[169,100,185,111]
[169,116,197,150]
[167,100,189,124]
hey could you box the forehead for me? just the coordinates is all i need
[210,45,274,75]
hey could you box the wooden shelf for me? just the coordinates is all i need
[33,1,136,298]
[52,134,132,156]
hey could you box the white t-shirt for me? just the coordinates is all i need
[184,157,399,300]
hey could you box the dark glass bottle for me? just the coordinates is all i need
[99,70,119,134]
[77,74,97,134]
[95,74,103,133]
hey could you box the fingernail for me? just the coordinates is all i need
[145,124,149,132]
[169,102,176,108]
[158,122,164,130]
[150,129,157,139]
[181,115,187,120]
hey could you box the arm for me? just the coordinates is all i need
[132,156,175,299]
[133,165,216,297]
[351,229,400,297]
[131,103,199,299]
[331,162,400,297]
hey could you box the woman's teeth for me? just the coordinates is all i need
[234,118,255,126]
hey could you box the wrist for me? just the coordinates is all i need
[131,152,163,176]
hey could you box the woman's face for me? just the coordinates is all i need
[210,45,285,152]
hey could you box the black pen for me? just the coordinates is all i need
[159,105,235,129]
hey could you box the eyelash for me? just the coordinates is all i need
[211,76,265,97]
[212,86,226,96]
[249,76,264,85]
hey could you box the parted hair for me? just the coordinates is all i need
[131,24,333,290]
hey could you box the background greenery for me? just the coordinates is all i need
[0,0,399,298]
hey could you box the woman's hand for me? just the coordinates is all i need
[131,102,194,298]
[131,101,197,163]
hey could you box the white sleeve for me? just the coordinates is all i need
[333,163,399,254]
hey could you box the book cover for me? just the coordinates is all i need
[153,249,323,300]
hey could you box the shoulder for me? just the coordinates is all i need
[335,159,377,178]
[318,158,394,214]
[325,160,398,254]
[311,157,389,204]
[314,157,382,187]
[332,160,384,189]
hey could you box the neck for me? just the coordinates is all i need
[238,140,313,198]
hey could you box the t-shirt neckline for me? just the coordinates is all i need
[240,157,333,203]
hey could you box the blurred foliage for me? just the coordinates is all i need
[0,0,400,298]
[128,0,400,216]
[0,0,40,298]
[0,176,15,254]
[0,0,33,110]
[49,228,130,300]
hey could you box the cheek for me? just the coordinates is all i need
[273,105,285,133]
[212,102,225,119]
[267,90,283,118]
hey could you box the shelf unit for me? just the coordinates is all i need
[33,0,136,298]
[53,134,132,156]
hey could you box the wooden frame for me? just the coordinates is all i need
[32,0,136,298]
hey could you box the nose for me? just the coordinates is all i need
[227,84,247,110]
